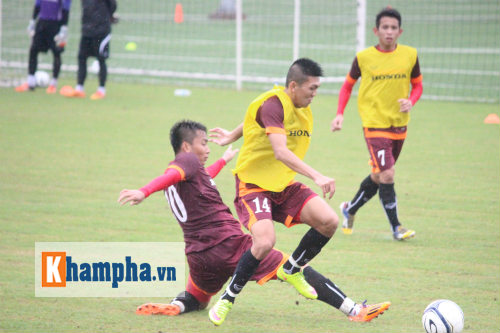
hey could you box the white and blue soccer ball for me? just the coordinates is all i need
[34,70,50,87]
[422,299,464,333]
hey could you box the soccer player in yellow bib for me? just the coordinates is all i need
[331,7,423,241]
[209,58,341,325]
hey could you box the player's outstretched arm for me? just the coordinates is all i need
[118,169,183,206]
[206,145,239,178]
[209,123,243,146]
[221,144,239,163]
[118,189,145,206]
[268,133,336,199]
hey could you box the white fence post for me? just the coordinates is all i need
[356,0,366,52]
[293,0,301,61]
[235,0,243,90]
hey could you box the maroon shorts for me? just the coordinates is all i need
[363,127,407,173]
[234,175,317,231]
[186,233,287,295]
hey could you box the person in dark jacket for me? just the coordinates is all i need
[61,0,117,100]
[15,0,72,94]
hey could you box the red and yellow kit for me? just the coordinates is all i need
[233,86,313,192]
[353,44,422,129]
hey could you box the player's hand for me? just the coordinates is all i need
[221,144,239,163]
[209,127,233,146]
[27,19,35,37]
[314,175,336,200]
[118,189,145,206]
[398,98,413,113]
[331,114,344,132]
[111,13,120,24]
[54,25,68,47]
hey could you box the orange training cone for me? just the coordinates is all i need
[174,3,184,23]
[484,113,500,124]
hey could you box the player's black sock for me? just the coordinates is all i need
[171,291,200,314]
[77,54,87,85]
[303,266,346,309]
[221,250,261,303]
[283,228,330,274]
[28,46,38,76]
[379,183,400,232]
[98,57,107,87]
[346,175,379,215]
[53,53,61,79]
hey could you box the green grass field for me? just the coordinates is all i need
[0,82,499,333]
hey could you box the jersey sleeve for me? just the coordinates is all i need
[255,96,285,135]
[205,158,226,178]
[139,168,182,197]
[409,57,423,105]
[337,57,360,116]
[411,57,422,81]
[349,57,362,80]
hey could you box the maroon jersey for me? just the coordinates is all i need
[164,152,243,254]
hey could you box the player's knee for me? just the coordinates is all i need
[379,168,395,183]
[317,211,338,237]
[252,237,275,259]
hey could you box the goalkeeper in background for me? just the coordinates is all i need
[331,7,423,241]
[60,0,117,100]
[15,0,72,94]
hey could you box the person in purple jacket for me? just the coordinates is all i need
[16,0,72,94]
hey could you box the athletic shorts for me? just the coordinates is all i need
[363,127,407,173]
[186,233,287,295]
[78,35,111,59]
[32,19,64,54]
[234,175,317,231]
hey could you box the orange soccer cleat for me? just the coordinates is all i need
[135,303,181,316]
[60,85,85,98]
[90,91,105,100]
[46,85,57,94]
[15,82,34,92]
[349,301,391,322]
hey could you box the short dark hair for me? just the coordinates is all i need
[170,120,207,154]
[376,7,402,28]
[285,58,323,87]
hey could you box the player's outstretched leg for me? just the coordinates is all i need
[209,249,261,325]
[136,290,204,316]
[303,266,390,322]
[348,300,391,322]
[277,264,317,299]
[136,303,181,316]
[208,299,233,326]
[278,226,335,300]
